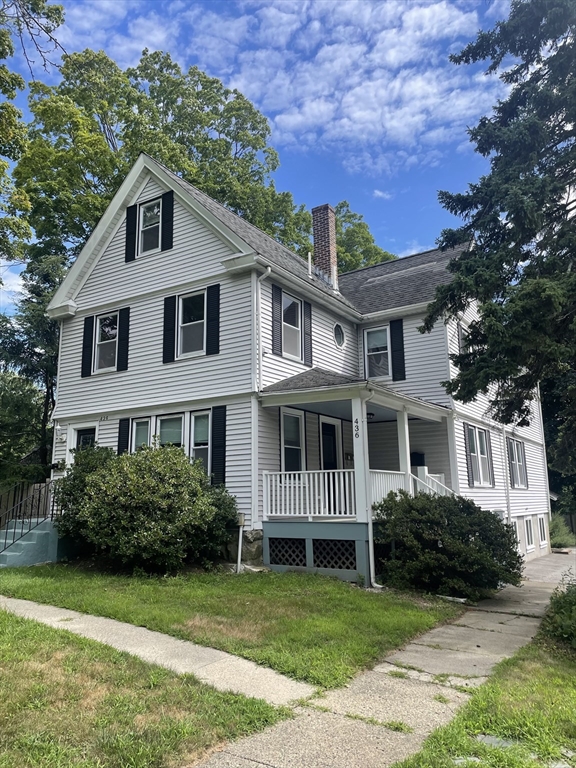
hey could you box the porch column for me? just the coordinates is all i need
[397,407,412,493]
[351,396,371,522]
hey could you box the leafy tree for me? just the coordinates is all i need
[0,371,46,487]
[422,0,576,500]
[335,201,396,273]
[0,0,63,264]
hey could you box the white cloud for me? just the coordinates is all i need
[54,0,502,176]
[0,263,24,314]
[398,240,436,257]
[373,189,393,200]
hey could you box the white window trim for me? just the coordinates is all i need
[319,415,343,470]
[538,515,548,547]
[67,422,99,463]
[190,409,211,475]
[280,407,306,473]
[508,437,528,489]
[467,425,492,487]
[511,519,519,545]
[525,517,535,551]
[93,312,119,374]
[139,197,162,256]
[178,290,207,359]
[333,323,346,349]
[364,325,392,380]
[131,418,151,452]
[157,413,186,448]
[282,293,303,362]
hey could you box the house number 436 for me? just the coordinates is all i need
[354,418,360,438]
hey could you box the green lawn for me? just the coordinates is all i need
[0,610,286,768]
[0,565,460,688]
[395,640,576,768]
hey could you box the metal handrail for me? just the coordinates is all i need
[0,480,59,555]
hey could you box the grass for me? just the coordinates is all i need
[394,640,576,768]
[0,609,286,768]
[0,564,460,688]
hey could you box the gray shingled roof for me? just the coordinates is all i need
[338,244,469,314]
[148,156,356,311]
[262,368,364,393]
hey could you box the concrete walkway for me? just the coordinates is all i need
[197,553,571,768]
[0,595,314,706]
[0,552,571,768]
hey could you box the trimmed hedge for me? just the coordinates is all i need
[373,490,523,600]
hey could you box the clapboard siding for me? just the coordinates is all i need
[76,179,236,308]
[509,441,549,517]
[260,281,358,387]
[447,313,543,444]
[305,412,320,471]
[226,399,253,526]
[368,419,452,488]
[54,273,253,419]
[360,314,451,404]
[257,404,281,523]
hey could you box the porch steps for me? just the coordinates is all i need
[0,521,57,568]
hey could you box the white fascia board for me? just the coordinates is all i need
[360,301,430,324]
[253,256,361,322]
[260,383,368,408]
[370,386,447,422]
[46,299,78,319]
[222,253,258,273]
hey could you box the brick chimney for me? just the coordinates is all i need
[312,204,338,289]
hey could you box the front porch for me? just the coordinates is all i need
[259,371,456,582]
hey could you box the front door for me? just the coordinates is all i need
[321,422,339,470]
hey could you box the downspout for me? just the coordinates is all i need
[362,390,383,589]
[256,267,272,393]
[501,425,512,525]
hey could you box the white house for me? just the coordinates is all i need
[44,153,551,583]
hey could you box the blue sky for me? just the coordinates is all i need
[1,0,510,311]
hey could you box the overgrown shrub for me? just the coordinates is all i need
[373,491,524,601]
[541,573,576,650]
[55,444,238,571]
[549,515,576,548]
[54,445,116,543]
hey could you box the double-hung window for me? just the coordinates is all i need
[538,516,547,546]
[132,419,151,451]
[525,518,534,549]
[282,409,305,472]
[365,327,389,378]
[94,313,118,371]
[140,199,161,253]
[158,414,184,447]
[466,425,492,486]
[179,291,206,356]
[282,294,302,360]
[191,411,210,472]
[507,438,528,488]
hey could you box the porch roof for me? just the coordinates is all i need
[260,367,451,422]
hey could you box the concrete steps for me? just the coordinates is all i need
[0,520,57,567]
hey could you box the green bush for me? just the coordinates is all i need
[549,515,576,548]
[55,444,238,571]
[373,491,524,601]
[542,574,576,650]
[54,445,116,543]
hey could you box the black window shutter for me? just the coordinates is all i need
[81,316,95,378]
[506,437,516,488]
[463,423,474,487]
[485,430,495,487]
[125,205,137,262]
[117,418,130,455]
[117,307,130,371]
[163,295,177,364]
[161,190,174,251]
[272,284,282,356]
[211,405,226,485]
[206,284,220,356]
[390,319,406,381]
[303,301,312,367]
[520,441,528,488]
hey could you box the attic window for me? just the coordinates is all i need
[140,199,161,253]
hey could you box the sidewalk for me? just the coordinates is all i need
[197,552,570,768]
[0,552,571,768]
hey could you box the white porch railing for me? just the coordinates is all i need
[420,473,455,497]
[264,470,356,518]
[369,470,406,505]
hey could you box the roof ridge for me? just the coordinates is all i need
[340,245,459,279]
